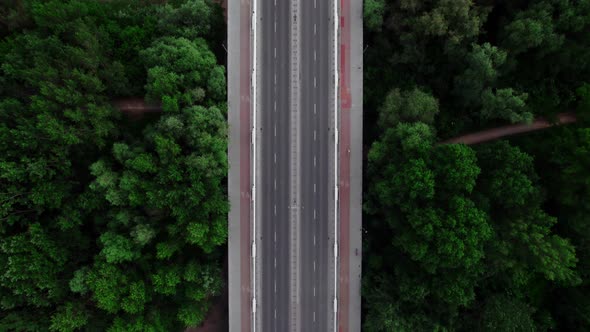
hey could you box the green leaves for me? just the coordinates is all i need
[121,281,148,314]
[500,2,564,55]
[393,158,435,203]
[207,65,226,101]
[364,0,590,330]
[364,0,386,32]
[68,268,89,295]
[379,88,440,127]
[152,267,181,295]
[451,43,532,123]
[87,262,127,314]
[49,302,89,332]
[141,36,223,106]
[155,0,215,40]
[475,141,580,287]
[145,66,181,102]
[481,88,531,124]
[0,223,68,308]
[454,43,507,105]
[99,232,140,264]
[0,0,227,330]
[476,141,537,209]
[432,144,480,193]
[156,241,181,260]
[393,195,491,274]
[481,295,536,332]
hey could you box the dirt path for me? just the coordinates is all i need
[111,97,162,120]
[113,100,579,147]
[439,113,578,145]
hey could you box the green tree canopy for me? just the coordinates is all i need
[0,0,227,330]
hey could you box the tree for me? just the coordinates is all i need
[480,295,536,332]
[141,36,222,107]
[155,0,215,40]
[364,0,385,32]
[475,141,579,286]
[363,0,590,330]
[500,2,564,56]
[453,43,532,124]
[480,88,530,123]
[365,104,491,326]
[0,0,228,330]
[379,87,440,127]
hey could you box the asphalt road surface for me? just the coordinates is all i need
[260,0,290,330]
[300,0,330,329]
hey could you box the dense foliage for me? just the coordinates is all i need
[0,0,227,330]
[363,0,590,330]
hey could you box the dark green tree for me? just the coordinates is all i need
[0,0,228,330]
[364,0,385,32]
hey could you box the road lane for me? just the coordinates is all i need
[301,0,331,330]
[260,0,290,330]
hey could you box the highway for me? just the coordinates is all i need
[229,0,362,330]
[300,0,331,329]
[260,0,290,330]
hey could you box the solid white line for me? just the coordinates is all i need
[251,0,258,326]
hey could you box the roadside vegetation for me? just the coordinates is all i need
[363,0,590,330]
[0,0,227,330]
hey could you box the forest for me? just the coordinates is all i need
[2,0,590,331]
[0,0,227,330]
[362,0,590,331]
